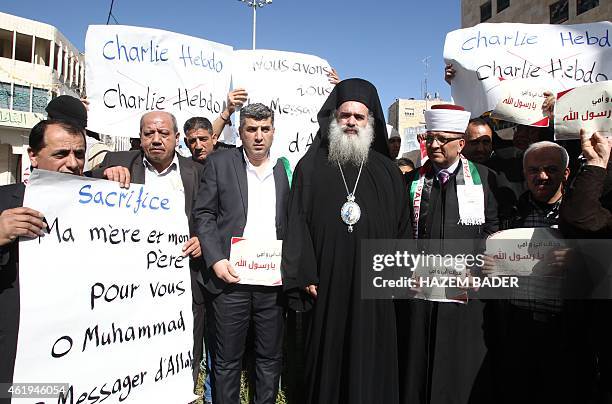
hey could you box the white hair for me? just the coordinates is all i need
[327,112,374,166]
[523,141,569,169]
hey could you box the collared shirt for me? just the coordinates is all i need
[241,150,277,240]
[432,158,461,182]
[143,152,184,193]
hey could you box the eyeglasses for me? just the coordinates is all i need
[425,134,463,145]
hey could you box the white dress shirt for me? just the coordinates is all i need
[241,151,278,240]
[143,153,184,193]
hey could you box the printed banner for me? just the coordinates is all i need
[12,170,196,404]
[444,21,612,117]
[230,237,283,286]
[555,80,612,139]
[232,49,334,168]
[85,25,233,138]
[491,78,550,126]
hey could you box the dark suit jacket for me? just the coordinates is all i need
[0,183,25,385]
[193,147,290,295]
[92,150,207,303]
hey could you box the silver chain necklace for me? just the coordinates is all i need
[338,157,365,233]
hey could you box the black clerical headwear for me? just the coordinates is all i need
[316,78,390,157]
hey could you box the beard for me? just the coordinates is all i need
[327,117,374,166]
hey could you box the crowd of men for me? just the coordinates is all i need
[1,68,612,404]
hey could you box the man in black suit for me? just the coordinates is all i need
[193,103,289,404]
[93,110,206,386]
[0,119,128,402]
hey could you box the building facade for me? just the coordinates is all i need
[387,97,447,164]
[462,0,611,27]
[0,12,85,185]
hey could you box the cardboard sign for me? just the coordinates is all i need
[444,21,612,117]
[230,237,283,286]
[555,80,612,139]
[85,25,233,138]
[13,170,196,404]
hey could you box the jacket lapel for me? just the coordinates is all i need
[232,147,248,218]
[131,151,146,184]
[178,156,194,217]
[272,159,288,234]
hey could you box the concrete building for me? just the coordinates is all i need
[0,12,85,185]
[387,97,447,165]
[462,0,611,27]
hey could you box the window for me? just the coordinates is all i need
[0,82,11,109]
[480,1,492,22]
[12,84,30,112]
[0,29,12,59]
[577,0,598,15]
[404,108,415,117]
[34,37,51,66]
[550,0,569,24]
[53,43,60,72]
[32,87,49,114]
[497,0,510,12]
[14,33,33,63]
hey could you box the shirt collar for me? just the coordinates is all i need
[243,149,274,177]
[433,157,461,175]
[143,152,179,176]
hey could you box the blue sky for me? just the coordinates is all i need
[3,0,460,118]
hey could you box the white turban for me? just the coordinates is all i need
[424,104,471,134]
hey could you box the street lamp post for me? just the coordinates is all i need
[238,0,273,50]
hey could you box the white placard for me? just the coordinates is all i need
[232,49,334,168]
[491,78,550,126]
[12,170,196,404]
[230,237,283,286]
[555,81,612,140]
[85,25,233,138]
[485,227,566,276]
[444,21,612,117]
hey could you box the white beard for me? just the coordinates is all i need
[327,117,374,166]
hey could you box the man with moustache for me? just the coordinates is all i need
[400,104,498,404]
[0,119,129,401]
[282,78,411,404]
[93,111,205,387]
[184,117,217,163]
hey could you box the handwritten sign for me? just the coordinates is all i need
[485,227,566,276]
[230,237,282,286]
[85,25,233,137]
[444,21,612,117]
[232,49,334,168]
[555,81,612,140]
[491,78,550,126]
[13,170,196,404]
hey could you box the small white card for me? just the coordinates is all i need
[230,237,283,286]
[456,184,485,225]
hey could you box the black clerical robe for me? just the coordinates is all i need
[282,145,411,404]
[398,159,498,404]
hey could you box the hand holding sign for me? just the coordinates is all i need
[212,258,240,283]
[0,207,46,244]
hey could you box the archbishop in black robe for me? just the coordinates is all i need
[281,79,411,404]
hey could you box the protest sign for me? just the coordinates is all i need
[555,80,612,140]
[12,170,196,404]
[491,78,550,126]
[230,237,283,286]
[85,25,233,137]
[444,21,612,117]
[485,227,566,276]
[232,49,334,168]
